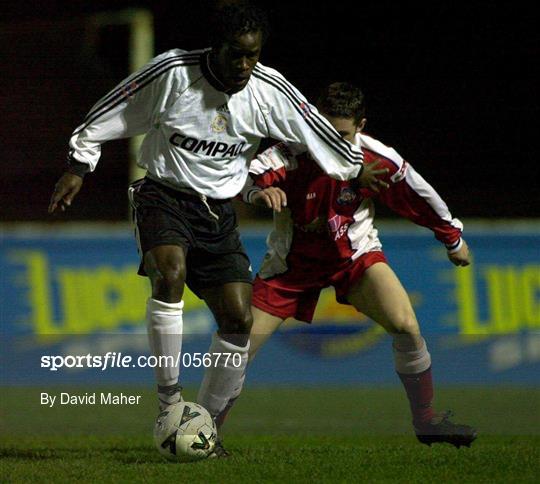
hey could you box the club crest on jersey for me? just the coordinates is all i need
[211,114,228,133]
[122,81,139,99]
[337,187,357,205]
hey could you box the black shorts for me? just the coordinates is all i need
[128,177,252,296]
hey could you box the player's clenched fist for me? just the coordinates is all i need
[48,172,83,213]
[251,186,287,212]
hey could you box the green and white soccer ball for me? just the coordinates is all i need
[153,402,217,462]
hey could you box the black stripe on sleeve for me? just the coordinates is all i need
[253,66,363,164]
[73,59,199,136]
[82,52,202,124]
[252,70,360,166]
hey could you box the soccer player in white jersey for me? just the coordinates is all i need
[211,82,477,448]
[47,5,386,456]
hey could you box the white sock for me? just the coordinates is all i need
[197,333,249,418]
[157,383,183,410]
[392,336,431,374]
[146,298,184,387]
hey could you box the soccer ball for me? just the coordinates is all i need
[153,401,217,462]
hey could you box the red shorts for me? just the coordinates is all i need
[252,250,387,323]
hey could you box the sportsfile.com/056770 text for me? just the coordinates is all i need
[40,352,242,371]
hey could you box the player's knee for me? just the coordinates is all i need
[220,306,253,335]
[390,307,419,335]
[147,260,186,302]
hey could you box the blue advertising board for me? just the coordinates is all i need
[1,223,539,385]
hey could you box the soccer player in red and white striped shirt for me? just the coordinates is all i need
[238,82,477,447]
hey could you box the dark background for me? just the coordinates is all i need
[2,0,538,221]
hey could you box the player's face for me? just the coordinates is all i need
[213,31,263,93]
[322,114,365,143]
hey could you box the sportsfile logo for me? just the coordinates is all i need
[40,352,242,371]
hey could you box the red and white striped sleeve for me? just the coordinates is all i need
[241,142,300,203]
[359,134,463,251]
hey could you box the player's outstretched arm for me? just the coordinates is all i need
[250,187,287,212]
[447,238,471,266]
[255,65,363,180]
[48,172,83,213]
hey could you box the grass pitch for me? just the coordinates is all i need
[1,386,539,483]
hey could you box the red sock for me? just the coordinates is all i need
[397,367,435,428]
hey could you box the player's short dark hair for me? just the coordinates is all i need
[210,3,270,48]
[316,82,366,125]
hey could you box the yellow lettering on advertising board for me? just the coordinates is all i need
[10,251,55,333]
[11,250,205,337]
[455,264,540,334]
[57,266,149,332]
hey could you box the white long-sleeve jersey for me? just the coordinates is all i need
[243,133,463,278]
[68,48,364,199]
